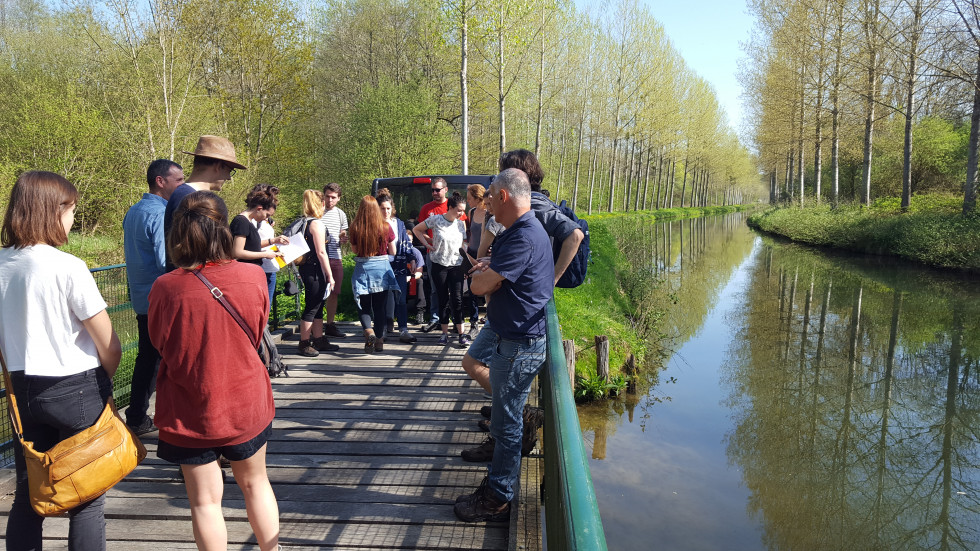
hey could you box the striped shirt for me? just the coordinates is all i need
[319,207,348,259]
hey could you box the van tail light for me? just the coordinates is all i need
[413,177,432,184]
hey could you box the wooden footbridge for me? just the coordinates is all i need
[0,322,545,550]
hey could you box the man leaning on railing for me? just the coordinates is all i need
[453,168,555,522]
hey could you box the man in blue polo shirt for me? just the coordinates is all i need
[454,168,554,522]
[123,159,184,434]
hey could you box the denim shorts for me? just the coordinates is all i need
[466,325,498,365]
[157,422,272,465]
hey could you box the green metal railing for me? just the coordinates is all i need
[542,298,608,549]
[0,263,304,466]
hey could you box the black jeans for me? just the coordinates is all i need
[8,368,113,551]
[125,314,159,426]
[432,262,464,326]
[299,264,327,322]
[357,291,390,339]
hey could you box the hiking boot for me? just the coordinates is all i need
[455,475,489,503]
[399,331,417,344]
[364,330,377,354]
[387,320,394,334]
[453,485,509,522]
[480,405,492,419]
[127,416,157,436]
[298,339,319,357]
[324,323,347,338]
[461,436,495,462]
[375,338,384,352]
[478,418,491,432]
[421,320,440,333]
[313,336,340,352]
[522,405,545,456]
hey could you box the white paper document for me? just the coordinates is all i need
[260,234,310,272]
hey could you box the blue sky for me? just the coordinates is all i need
[643,1,754,134]
[579,1,755,136]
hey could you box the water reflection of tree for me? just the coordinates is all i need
[724,243,980,550]
[605,213,757,348]
[578,213,756,456]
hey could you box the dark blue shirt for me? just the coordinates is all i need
[163,183,198,271]
[487,211,554,339]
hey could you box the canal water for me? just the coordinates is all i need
[578,212,980,550]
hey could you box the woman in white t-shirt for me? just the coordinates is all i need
[0,171,122,550]
[412,191,467,346]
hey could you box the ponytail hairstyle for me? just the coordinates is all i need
[376,187,395,216]
[168,191,233,269]
[245,184,280,210]
[302,189,324,218]
[1,171,78,248]
[447,191,464,209]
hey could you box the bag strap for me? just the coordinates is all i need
[0,348,25,443]
[193,268,259,348]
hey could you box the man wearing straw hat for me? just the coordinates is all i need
[163,135,247,271]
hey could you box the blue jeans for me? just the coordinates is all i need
[487,334,546,503]
[265,272,277,304]
[8,368,113,551]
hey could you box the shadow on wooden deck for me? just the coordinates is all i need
[0,322,542,550]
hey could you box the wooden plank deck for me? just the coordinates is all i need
[0,323,543,550]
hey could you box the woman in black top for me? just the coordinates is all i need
[230,184,288,271]
[296,189,339,356]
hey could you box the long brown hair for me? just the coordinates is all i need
[349,195,387,257]
[168,191,233,268]
[1,171,78,248]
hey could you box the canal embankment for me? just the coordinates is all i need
[747,194,980,271]
[556,205,751,397]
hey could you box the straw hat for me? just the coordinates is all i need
[183,135,247,170]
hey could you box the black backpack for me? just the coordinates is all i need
[282,217,313,266]
[554,200,590,288]
[259,326,289,378]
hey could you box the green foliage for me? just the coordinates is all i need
[748,196,980,269]
[326,78,455,192]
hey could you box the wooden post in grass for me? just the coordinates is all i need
[624,353,637,392]
[595,336,609,382]
[563,339,576,387]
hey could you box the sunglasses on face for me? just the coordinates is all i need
[432,187,445,192]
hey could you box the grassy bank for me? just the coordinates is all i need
[747,194,980,270]
[556,205,748,398]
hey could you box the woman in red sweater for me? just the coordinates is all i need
[148,191,279,551]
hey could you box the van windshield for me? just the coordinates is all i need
[381,183,474,226]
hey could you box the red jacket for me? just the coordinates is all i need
[148,261,274,448]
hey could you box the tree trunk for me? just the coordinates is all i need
[460,2,469,175]
[963,52,980,214]
[607,137,618,212]
[798,66,806,207]
[861,0,881,207]
[641,144,652,210]
[901,2,920,212]
[497,7,506,156]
